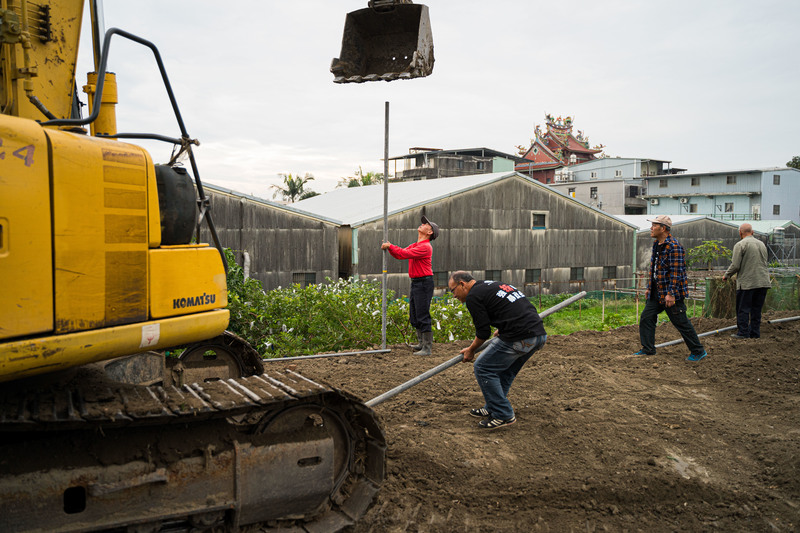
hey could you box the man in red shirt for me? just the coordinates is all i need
[381,215,439,355]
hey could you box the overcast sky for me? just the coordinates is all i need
[78,1,800,196]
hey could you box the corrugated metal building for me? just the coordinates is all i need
[295,172,638,297]
[613,215,767,271]
[197,183,341,289]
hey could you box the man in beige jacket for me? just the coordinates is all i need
[722,223,771,339]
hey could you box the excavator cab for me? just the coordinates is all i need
[331,0,434,83]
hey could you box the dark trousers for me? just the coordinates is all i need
[639,297,705,355]
[409,276,434,332]
[736,287,769,338]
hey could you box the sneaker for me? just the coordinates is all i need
[730,333,748,339]
[687,351,707,362]
[478,416,516,429]
[469,407,490,418]
[633,349,655,356]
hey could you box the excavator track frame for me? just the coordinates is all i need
[0,368,386,532]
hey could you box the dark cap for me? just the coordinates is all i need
[421,215,439,240]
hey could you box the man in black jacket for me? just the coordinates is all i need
[448,271,547,430]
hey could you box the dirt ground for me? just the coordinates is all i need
[291,311,800,533]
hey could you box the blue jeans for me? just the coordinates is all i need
[474,334,547,420]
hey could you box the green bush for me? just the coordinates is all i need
[225,249,475,357]
[686,239,732,270]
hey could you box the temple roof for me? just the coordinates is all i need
[518,114,604,166]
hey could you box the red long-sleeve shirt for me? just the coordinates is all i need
[387,240,433,278]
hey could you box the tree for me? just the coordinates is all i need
[786,156,800,169]
[686,239,732,270]
[271,173,316,203]
[336,167,385,188]
[298,190,320,200]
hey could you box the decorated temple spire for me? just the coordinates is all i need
[515,113,605,183]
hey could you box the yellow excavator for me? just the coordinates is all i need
[0,0,432,530]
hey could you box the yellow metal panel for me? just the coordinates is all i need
[143,151,162,248]
[1,0,85,120]
[100,147,161,247]
[149,246,228,319]
[0,115,53,340]
[48,130,152,333]
[0,310,229,382]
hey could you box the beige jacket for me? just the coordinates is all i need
[724,236,771,290]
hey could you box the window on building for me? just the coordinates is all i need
[726,175,736,184]
[659,179,668,188]
[590,171,598,179]
[691,177,700,186]
[415,155,424,168]
[602,266,617,279]
[725,202,734,212]
[627,185,639,198]
[433,271,448,288]
[615,170,623,177]
[568,187,576,197]
[570,267,584,281]
[476,161,485,170]
[773,205,781,215]
[689,203,698,213]
[774,174,781,185]
[485,269,501,281]
[292,272,316,287]
[590,187,598,199]
[525,268,541,283]
[457,160,464,169]
[531,212,547,230]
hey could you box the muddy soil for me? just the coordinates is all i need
[290,312,800,533]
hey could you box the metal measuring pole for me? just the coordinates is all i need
[381,102,389,350]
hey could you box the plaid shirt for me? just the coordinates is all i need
[649,235,689,304]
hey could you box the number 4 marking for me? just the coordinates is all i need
[12,144,34,166]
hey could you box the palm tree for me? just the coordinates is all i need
[336,167,385,188]
[271,173,315,203]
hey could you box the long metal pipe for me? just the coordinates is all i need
[366,291,587,408]
[263,348,391,362]
[767,316,800,324]
[655,324,737,348]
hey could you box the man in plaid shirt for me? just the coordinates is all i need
[634,215,708,362]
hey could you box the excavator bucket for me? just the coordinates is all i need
[331,2,434,83]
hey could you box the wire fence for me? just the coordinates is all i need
[524,276,707,305]
[526,271,799,320]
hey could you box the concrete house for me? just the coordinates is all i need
[549,157,683,215]
[643,168,800,225]
[389,147,524,181]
